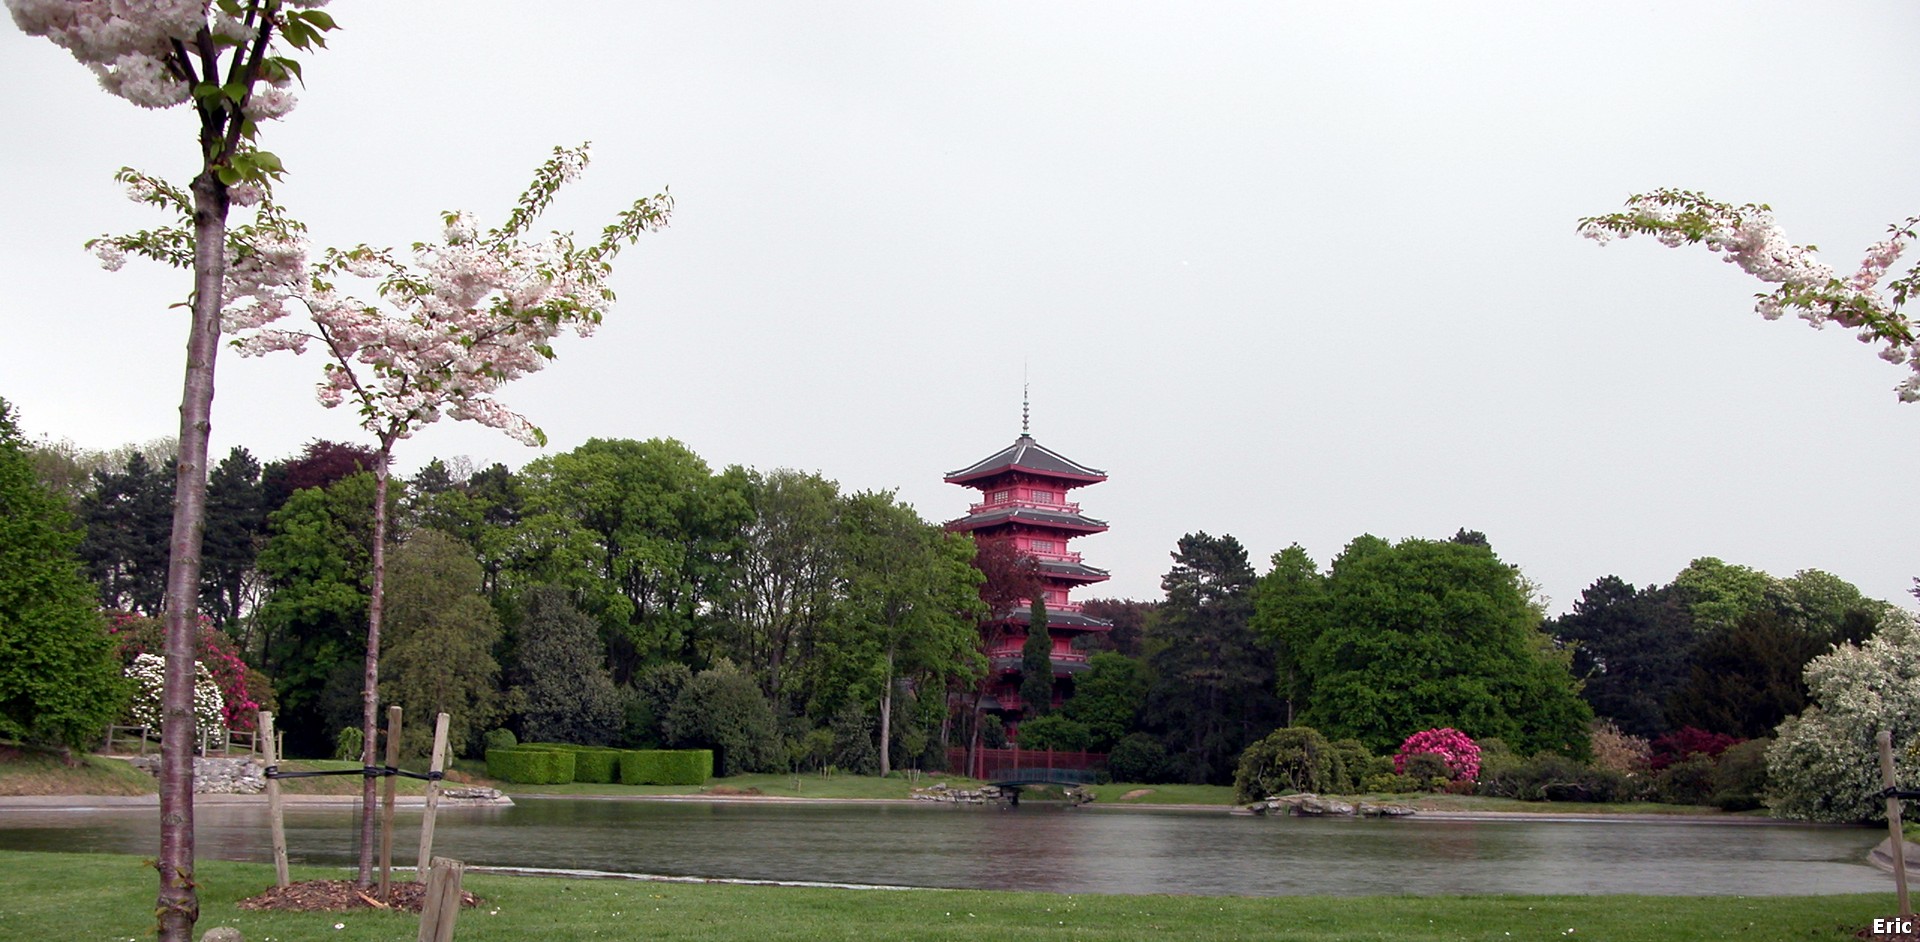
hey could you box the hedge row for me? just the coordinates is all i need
[486,747,576,784]
[484,744,713,786]
[520,743,622,783]
[620,749,713,786]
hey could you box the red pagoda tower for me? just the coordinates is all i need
[945,421,1110,728]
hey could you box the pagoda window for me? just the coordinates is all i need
[1031,539,1056,553]
[1030,489,1055,504]
[992,490,1010,504]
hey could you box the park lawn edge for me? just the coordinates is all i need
[0,849,1900,942]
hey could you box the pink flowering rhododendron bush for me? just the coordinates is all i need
[1394,727,1481,783]
[108,612,265,732]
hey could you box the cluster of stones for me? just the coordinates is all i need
[129,756,266,794]
[911,782,1004,803]
[123,756,509,803]
[1246,793,1417,817]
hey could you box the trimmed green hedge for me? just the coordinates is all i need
[619,749,712,786]
[486,747,577,784]
[519,743,622,784]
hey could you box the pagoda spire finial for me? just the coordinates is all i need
[1021,373,1030,438]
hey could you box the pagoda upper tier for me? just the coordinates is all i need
[944,434,1110,541]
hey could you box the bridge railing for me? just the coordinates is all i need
[947,746,1107,783]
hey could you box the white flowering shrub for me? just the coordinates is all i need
[125,653,225,741]
[1767,614,1920,823]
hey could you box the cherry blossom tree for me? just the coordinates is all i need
[7,3,333,938]
[233,143,672,884]
[1579,190,1920,401]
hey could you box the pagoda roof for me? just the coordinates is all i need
[948,506,1109,533]
[946,434,1107,487]
[1006,608,1113,630]
[1036,559,1112,583]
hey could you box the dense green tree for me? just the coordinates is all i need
[379,530,502,759]
[0,399,125,750]
[1672,557,1775,634]
[1059,652,1148,751]
[511,586,623,745]
[1546,576,1695,738]
[516,438,752,678]
[623,661,692,748]
[1145,532,1280,785]
[1251,543,1327,725]
[1667,609,1833,738]
[1012,713,1090,751]
[408,461,521,599]
[711,469,843,704]
[1077,597,1155,658]
[260,440,377,514]
[253,476,377,755]
[1020,597,1053,718]
[664,660,781,776]
[78,450,174,616]
[1278,536,1591,757]
[818,491,983,776]
[200,447,266,633]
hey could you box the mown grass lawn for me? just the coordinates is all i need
[0,849,1898,942]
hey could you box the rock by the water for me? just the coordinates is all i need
[128,756,264,794]
[1358,802,1417,817]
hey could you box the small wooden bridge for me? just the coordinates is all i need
[947,746,1106,791]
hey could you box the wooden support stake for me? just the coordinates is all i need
[379,705,402,901]
[416,712,450,882]
[416,856,465,942]
[1881,730,1912,918]
[261,710,290,888]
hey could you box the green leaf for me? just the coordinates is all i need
[216,166,242,186]
[221,82,248,103]
[297,9,338,30]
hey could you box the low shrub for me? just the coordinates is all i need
[1476,753,1635,803]
[619,749,712,786]
[1650,727,1743,771]
[1363,773,1419,793]
[1654,754,1717,805]
[1711,738,1771,811]
[483,728,518,753]
[1326,739,1375,794]
[1107,733,1170,784]
[1016,715,1091,752]
[1234,726,1332,802]
[1394,728,1481,783]
[334,727,363,762]
[486,747,577,784]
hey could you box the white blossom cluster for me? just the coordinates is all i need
[233,144,672,449]
[1581,190,1920,402]
[7,0,201,107]
[124,653,226,740]
[7,0,324,111]
[1767,613,1920,823]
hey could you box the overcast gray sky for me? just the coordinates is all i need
[6,2,1919,613]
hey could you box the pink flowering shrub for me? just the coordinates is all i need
[1394,727,1481,783]
[107,612,265,732]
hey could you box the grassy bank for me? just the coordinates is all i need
[0,849,1896,942]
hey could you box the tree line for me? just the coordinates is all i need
[7,413,1908,794]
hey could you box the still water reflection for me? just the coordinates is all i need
[0,798,1888,897]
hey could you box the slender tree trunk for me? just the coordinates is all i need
[156,168,229,942]
[357,447,392,886]
[878,647,895,778]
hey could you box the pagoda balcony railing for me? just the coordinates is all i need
[1017,596,1083,614]
[986,644,1088,663]
[967,497,1082,517]
[1029,549,1084,565]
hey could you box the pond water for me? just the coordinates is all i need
[0,798,1891,897]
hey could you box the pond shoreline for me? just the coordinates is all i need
[0,790,1868,827]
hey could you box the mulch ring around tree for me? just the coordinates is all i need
[237,880,481,913]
